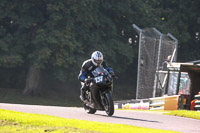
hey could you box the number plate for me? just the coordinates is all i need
[94,76,103,83]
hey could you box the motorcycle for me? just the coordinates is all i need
[82,67,115,116]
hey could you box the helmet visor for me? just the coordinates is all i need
[94,59,102,65]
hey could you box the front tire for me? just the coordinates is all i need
[103,92,114,116]
[83,104,96,114]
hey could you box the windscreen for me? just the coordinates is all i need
[91,67,109,77]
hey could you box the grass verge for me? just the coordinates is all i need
[0,88,82,107]
[0,109,178,133]
[164,110,200,120]
[118,109,200,120]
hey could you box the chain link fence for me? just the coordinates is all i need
[155,34,178,97]
[133,24,178,99]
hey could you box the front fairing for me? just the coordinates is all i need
[91,67,112,88]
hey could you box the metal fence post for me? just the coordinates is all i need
[132,24,142,99]
[176,70,181,95]
[178,94,184,109]
[167,33,178,62]
[153,28,163,97]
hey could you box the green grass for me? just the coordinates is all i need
[0,109,178,133]
[0,87,134,107]
[0,88,82,107]
[1,88,198,132]
[0,82,136,107]
[164,110,200,120]
[118,109,200,120]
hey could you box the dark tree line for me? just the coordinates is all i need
[0,0,199,96]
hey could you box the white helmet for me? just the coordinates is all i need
[91,51,103,66]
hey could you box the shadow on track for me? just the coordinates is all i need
[95,114,161,123]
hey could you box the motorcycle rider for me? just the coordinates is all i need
[78,51,115,108]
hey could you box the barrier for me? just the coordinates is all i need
[115,95,180,110]
[149,95,179,110]
[164,95,179,110]
[114,99,149,110]
[115,95,199,111]
[122,101,149,110]
[194,95,200,111]
[149,97,164,110]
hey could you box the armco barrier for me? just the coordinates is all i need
[194,95,200,111]
[115,95,199,111]
[149,97,164,110]
[122,101,149,110]
[164,95,179,110]
[149,95,180,110]
[115,95,179,110]
[114,99,149,110]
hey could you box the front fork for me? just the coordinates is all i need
[100,90,108,107]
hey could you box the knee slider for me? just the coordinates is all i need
[81,85,89,91]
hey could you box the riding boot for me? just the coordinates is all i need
[80,89,86,102]
[80,84,88,102]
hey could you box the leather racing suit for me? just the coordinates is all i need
[78,59,114,108]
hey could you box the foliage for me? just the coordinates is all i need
[0,88,82,106]
[0,0,139,83]
[145,0,200,61]
[0,0,200,91]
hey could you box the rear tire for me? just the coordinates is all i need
[103,92,114,116]
[83,104,96,114]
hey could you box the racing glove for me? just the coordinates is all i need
[110,72,118,79]
[85,78,93,85]
[110,72,115,77]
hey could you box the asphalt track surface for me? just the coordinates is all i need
[0,103,200,133]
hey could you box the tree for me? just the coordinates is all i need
[145,0,200,61]
[0,0,137,95]
[0,0,83,95]
[2,0,199,97]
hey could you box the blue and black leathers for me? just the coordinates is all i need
[78,59,114,82]
[78,59,114,103]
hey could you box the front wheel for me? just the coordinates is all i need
[83,104,96,114]
[103,92,114,116]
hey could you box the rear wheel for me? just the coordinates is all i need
[103,92,114,116]
[83,104,96,114]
